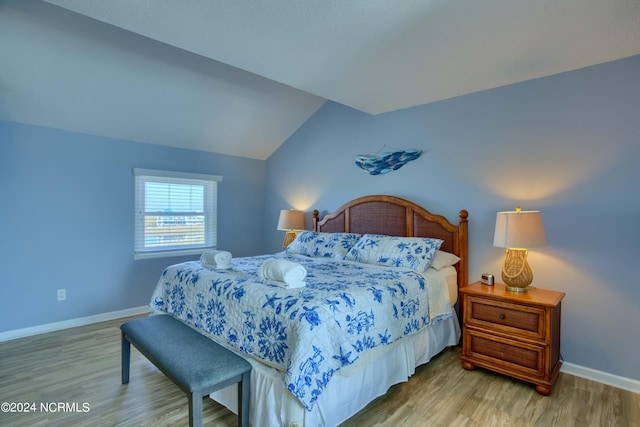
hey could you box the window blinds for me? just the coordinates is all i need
[133,169,222,260]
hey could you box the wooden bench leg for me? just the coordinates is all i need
[238,371,250,427]
[121,331,130,384]
[189,393,203,427]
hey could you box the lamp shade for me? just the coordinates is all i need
[277,209,304,231]
[493,209,546,248]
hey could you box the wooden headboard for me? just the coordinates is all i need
[313,195,469,294]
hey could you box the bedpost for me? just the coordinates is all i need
[457,209,469,327]
[313,210,320,232]
[458,209,469,287]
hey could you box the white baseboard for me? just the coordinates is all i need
[0,306,149,342]
[561,362,640,395]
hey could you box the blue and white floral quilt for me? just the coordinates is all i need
[150,253,453,411]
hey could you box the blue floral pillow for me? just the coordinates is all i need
[286,231,362,259]
[344,234,443,272]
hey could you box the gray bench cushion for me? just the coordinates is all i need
[121,315,251,393]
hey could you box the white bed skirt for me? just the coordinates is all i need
[211,314,461,427]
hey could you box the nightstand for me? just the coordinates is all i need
[460,281,565,395]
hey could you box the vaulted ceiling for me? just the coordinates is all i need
[2,0,639,159]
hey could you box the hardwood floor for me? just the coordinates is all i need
[1,316,637,426]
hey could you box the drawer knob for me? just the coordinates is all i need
[499,313,506,320]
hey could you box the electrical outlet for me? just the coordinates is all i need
[57,288,66,301]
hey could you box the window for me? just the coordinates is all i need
[133,169,222,260]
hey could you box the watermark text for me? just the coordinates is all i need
[1,401,90,413]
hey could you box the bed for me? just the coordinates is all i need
[149,195,469,426]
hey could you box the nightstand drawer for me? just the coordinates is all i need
[466,296,545,340]
[465,329,544,378]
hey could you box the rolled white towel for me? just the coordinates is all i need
[200,250,232,270]
[257,258,307,288]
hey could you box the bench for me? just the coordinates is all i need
[121,315,251,427]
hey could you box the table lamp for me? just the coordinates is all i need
[493,207,546,292]
[277,209,304,248]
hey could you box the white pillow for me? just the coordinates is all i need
[430,250,461,270]
[344,234,443,272]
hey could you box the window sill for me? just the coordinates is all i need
[134,247,215,260]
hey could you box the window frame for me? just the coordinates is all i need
[133,168,222,260]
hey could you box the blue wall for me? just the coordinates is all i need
[0,121,266,332]
[265,55,640,381]
[2,54,638,383]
